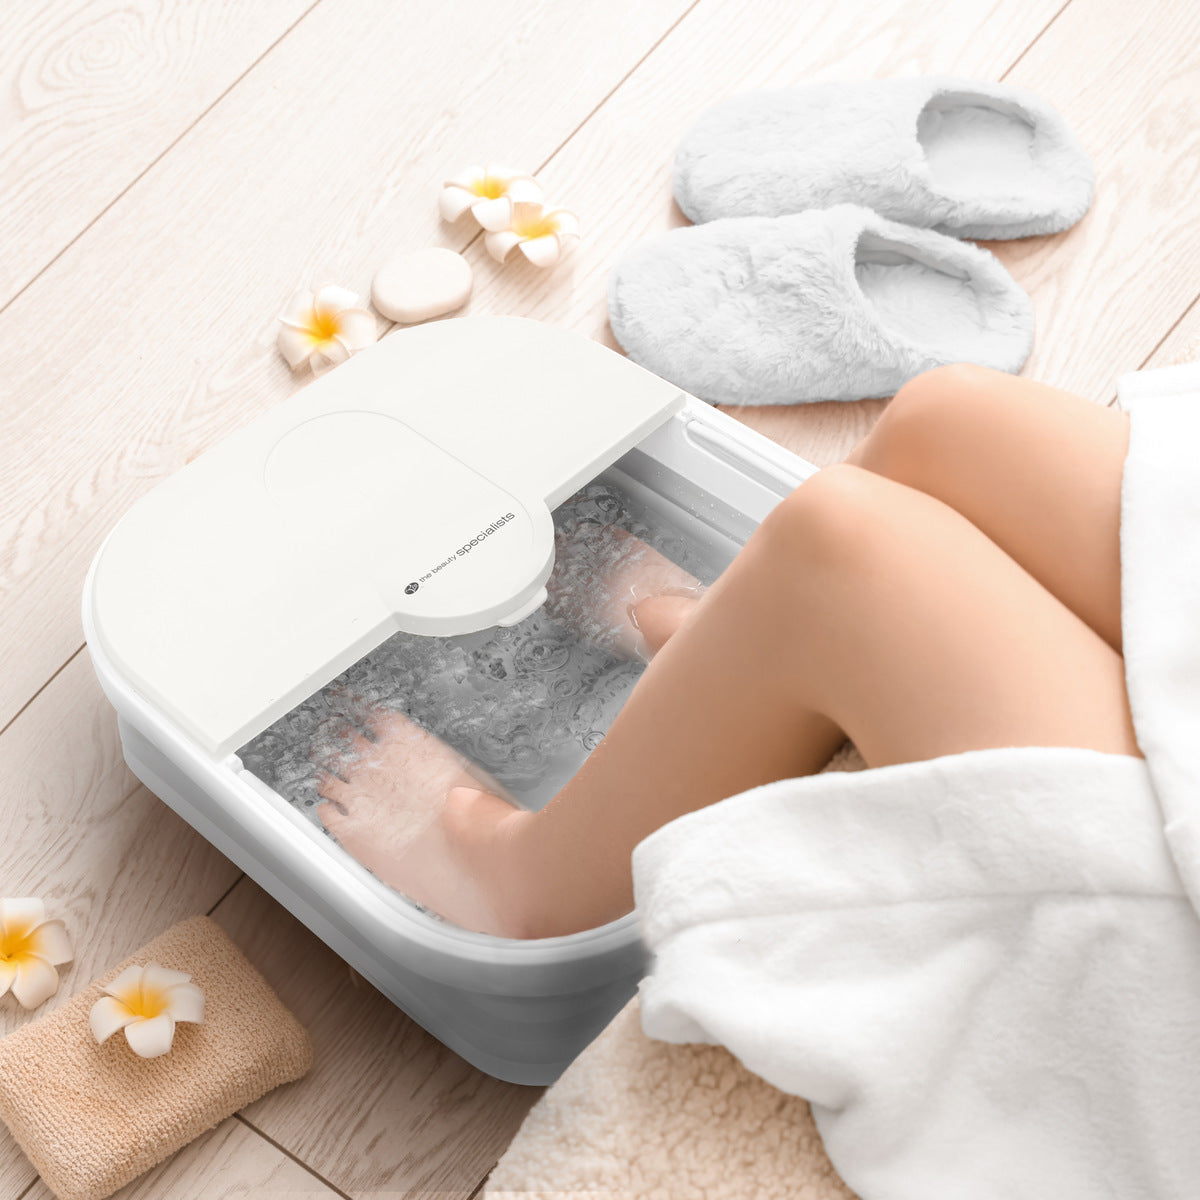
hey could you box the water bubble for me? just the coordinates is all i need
[541,718,574,743]
[514,635,571,674]
[578,689,608,717]
[509,742,543,772]
[474,731,513,762]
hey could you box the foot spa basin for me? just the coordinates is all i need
[83,316,817,1084]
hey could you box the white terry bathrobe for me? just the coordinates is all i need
[632,362,1200,1200]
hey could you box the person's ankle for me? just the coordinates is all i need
[441,788,544,939]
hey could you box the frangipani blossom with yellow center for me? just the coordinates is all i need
[439,163,543,228]
[0,898,73,1010]
[277,285,378,376]
[90,962,205,1059]
[482,200,580,268]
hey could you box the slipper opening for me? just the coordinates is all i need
[917,92,1045,200]
[915,88,1093,235]
[853,229,1021,368]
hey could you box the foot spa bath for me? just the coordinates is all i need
[82,316,817,1084]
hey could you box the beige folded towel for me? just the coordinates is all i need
[0,915,313,1200]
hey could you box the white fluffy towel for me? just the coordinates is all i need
[632,362,1200,1200]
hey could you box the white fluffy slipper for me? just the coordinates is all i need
[607,204,1034,405]
[674,77,1095,240]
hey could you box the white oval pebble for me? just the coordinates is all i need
[371,247,473,324]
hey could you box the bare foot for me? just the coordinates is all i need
[438,786,539,937]
[315,708,520,934]
[545,520,705,660]
[315,563,710,937]
[436,781,633,939]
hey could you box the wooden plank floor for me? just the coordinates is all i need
[2,1,1197,1196]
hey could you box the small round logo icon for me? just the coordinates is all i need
[404,582,419,595]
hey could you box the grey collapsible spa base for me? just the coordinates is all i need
[83,318,817,1083]
[115,714,642,1083]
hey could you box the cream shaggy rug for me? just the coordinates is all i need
[484,997,857,1200]
[484,743,865,1200]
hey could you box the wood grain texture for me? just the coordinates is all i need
[1095,296,1200,406]
[0,656,241,1191]
[453,0,1065,467]
[1140,297,1200,371]
[20,1117,341,1199]
[0,1143,36,1200]
[213,879,539,1199]
[989,0,1200,397]
[0,0,692,734]
[0,653,240,1041]
[0,0,316,310]
[0,651,241,1194]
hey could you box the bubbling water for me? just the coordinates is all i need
[239,476,720,823]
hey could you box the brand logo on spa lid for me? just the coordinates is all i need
[404,582,419,595]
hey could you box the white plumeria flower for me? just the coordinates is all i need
[0,898,73,1010]
[482,200,580,268]
[90,962,205,1059]
[277,285,377,376]
[439,163,543,228]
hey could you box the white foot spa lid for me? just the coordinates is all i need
[89,318,686,757]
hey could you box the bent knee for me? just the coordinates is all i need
[855,362,1016,476]
[893,361,1002,417]
[762,463,893,565]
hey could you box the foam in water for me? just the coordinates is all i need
[239,476,723,833]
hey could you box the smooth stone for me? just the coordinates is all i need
[371,247,473,324]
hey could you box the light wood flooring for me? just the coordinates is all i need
[2,1,1198,1195]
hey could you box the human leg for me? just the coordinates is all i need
[442,463,1141,938]
[845,363,1129,652]
[316,708,521,934]
[316,507,707,924]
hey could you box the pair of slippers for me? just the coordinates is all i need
[608,78,1096,404]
